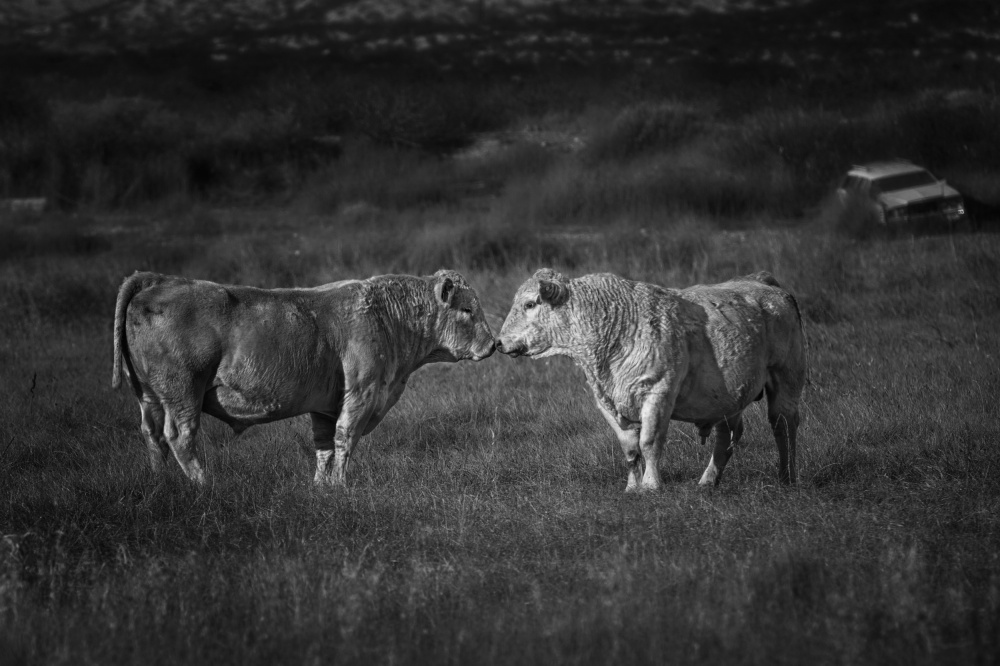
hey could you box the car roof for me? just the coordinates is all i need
[847,160,932,180]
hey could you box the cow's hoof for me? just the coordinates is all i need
[314,478,348,492]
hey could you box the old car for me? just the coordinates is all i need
[836,160,965,228]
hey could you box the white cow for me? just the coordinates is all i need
[112,270,495,486]
[496,269,806,491]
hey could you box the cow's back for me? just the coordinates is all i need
[668,275,803,420]
[125,277,359,390]
[679,276,801,365]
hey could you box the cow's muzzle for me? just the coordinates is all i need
[495,338,525,357]
[472,339,497,361]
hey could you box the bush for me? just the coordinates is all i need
[894,91,1000,170]
[38,94,344,208]
[727,107,892,208]
[50,97,193,208]
[295,136,459,213]
[0,83,54,199]
[585,101,705,162]
[344,79,504,152]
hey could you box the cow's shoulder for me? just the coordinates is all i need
[590,275,693,351]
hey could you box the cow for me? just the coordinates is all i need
[112,269,495,486]
[496,269,806,491]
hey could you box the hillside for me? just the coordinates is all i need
[2,0,998,73]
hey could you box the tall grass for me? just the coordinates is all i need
[2,50,1000,665]
[1,206,999,664]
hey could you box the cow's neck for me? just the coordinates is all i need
[557,284,639,386]
[363,279,443,370]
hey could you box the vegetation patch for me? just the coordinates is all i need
[2,14,1000,663]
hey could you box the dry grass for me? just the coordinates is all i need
[1,203,998,665]
[2,22,1000,661]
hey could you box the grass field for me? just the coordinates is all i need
[1,203,998,664]
[2,2,1000,661]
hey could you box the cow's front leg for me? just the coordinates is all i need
[637,392,675,491]
[311,399,373,487]
[594,399,642,492]
[311,412,339,486]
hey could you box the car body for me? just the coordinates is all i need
[836,160,965,227]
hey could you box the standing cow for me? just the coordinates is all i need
[496,269,805,491]
[112,269,495,486]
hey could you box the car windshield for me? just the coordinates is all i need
[871,170,938,194]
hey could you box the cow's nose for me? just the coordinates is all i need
[495,338,505,353]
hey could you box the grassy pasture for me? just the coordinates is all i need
[1,205,998,664]
[3,4,1000,658]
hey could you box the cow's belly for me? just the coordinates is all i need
[204,365,340,427]
[671,372,765,423]
[204,384,314,426]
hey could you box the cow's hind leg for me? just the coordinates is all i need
[162,402,207,485]
[766,369,802,485]
[139,395,170,473]
[698,412,744,487]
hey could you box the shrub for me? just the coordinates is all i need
[894,90,1000,170]
[295,136,459,213]
[343,79,503,152]
[193,106,324,198]
[727,107,888,208]
[584,101,705,162]
[50,96,193,208]
[40,94,344,208]
[0,83,54,199]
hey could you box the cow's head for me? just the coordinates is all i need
[496,268,570,358]
[430,269,495,362]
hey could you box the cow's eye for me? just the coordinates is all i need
[524,301,536,311]
[461,307,472,316]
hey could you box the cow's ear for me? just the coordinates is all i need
[436,276,456,305]
[538,279,569,307]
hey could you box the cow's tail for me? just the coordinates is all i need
[112,271,159,390]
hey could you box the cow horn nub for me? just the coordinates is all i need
[538,279,569,306]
